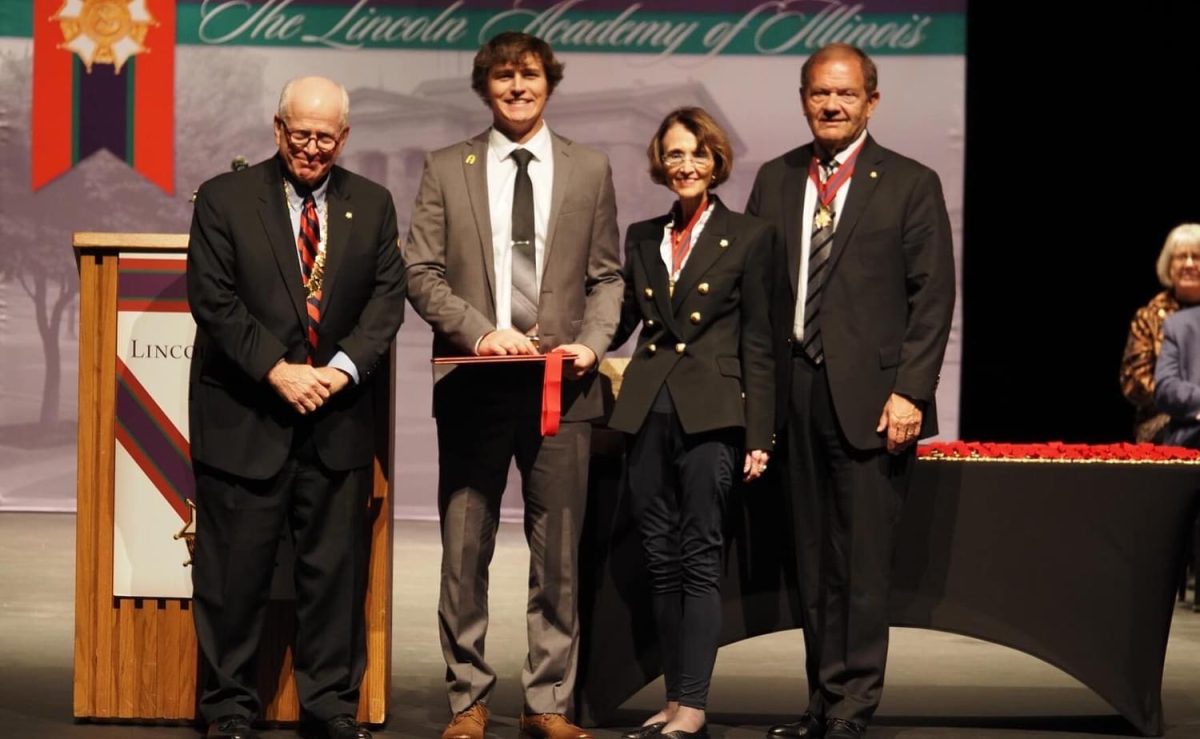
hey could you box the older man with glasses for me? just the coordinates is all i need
[186,75,406,739]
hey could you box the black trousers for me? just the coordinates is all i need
[627,390,738,709]
[191,427,371,722]
[785,357,913,725]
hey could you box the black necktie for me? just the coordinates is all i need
[803,158,837,364]
[510,148,538,333]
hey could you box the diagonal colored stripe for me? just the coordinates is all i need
[115,422,189,522]
[116,359,193,520]
[117,358,189,456]
[115,385,192,507]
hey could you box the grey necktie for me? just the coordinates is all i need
[803,158,837,364]
[510,148,538,333]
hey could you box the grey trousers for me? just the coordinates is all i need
[434,367,591,714]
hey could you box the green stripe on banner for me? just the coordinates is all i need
[176,5,965,55]
[0,2,33,38]
[1,4,965,54]
[126,58,135,167]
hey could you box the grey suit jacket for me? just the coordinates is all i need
[403,128,623,420]
[1155,305,1200,447]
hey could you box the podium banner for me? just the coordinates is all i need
[113,254,195,598]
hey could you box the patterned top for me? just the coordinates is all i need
[1120,290,1181,441]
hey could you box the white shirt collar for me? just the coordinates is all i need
[489,121,553,164]
[284,173,330,210]
[821,129,868,167]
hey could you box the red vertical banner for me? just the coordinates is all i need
[31,0,73,190]
[133,0,175,193]
[31,0,175,193]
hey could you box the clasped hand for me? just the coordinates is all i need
[267,362,349,414]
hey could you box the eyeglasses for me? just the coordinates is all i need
[662,151,713,169]
[278,119,342,152]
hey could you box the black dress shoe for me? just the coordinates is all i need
[322,714,372,739]
[621,721,666,739]
[767,713,824,738]
[660,725,709,739]
[206,715,259,739]
[824,719,865,739]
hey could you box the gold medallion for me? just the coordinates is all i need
[813,205,833,229]
[55,0,156,73]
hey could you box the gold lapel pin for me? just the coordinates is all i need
[466,154,477,165]
[345,211,353,219]
[869,171,878,178]
[719,238,729,248]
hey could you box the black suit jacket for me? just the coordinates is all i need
[747,136,955,450]
[186,156,407,479]
[608,198,778,452]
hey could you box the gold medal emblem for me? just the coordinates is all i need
[55,0,156,73]
[813,205,833,229]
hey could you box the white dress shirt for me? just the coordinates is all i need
[487,122,555,331]
[658,200,716,281]
[794,128,868,341]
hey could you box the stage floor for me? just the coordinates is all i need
[3,512,1200,738]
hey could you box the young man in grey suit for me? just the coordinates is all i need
[187,76,406,739]
[746,44,955,739]
[403,32,622,739]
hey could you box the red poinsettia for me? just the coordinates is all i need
[917,441,1200,463]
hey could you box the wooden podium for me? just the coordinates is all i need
[72,232,394,723]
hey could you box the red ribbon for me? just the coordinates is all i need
[807,138,866,208]
[671,193,709,277]
[541,349,566,436]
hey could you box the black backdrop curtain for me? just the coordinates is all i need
[961,2,1200,443]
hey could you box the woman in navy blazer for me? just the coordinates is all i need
[609,107,778,739]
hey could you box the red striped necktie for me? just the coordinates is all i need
[297,194,322,357]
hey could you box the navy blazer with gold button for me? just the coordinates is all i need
[608,197,778,452]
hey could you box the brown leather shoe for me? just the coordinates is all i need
[443,703,488,739]
[519,712,593,739]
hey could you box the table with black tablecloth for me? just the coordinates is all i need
[577,438,1200,736]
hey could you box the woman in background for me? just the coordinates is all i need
[1121,223,1200,442]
